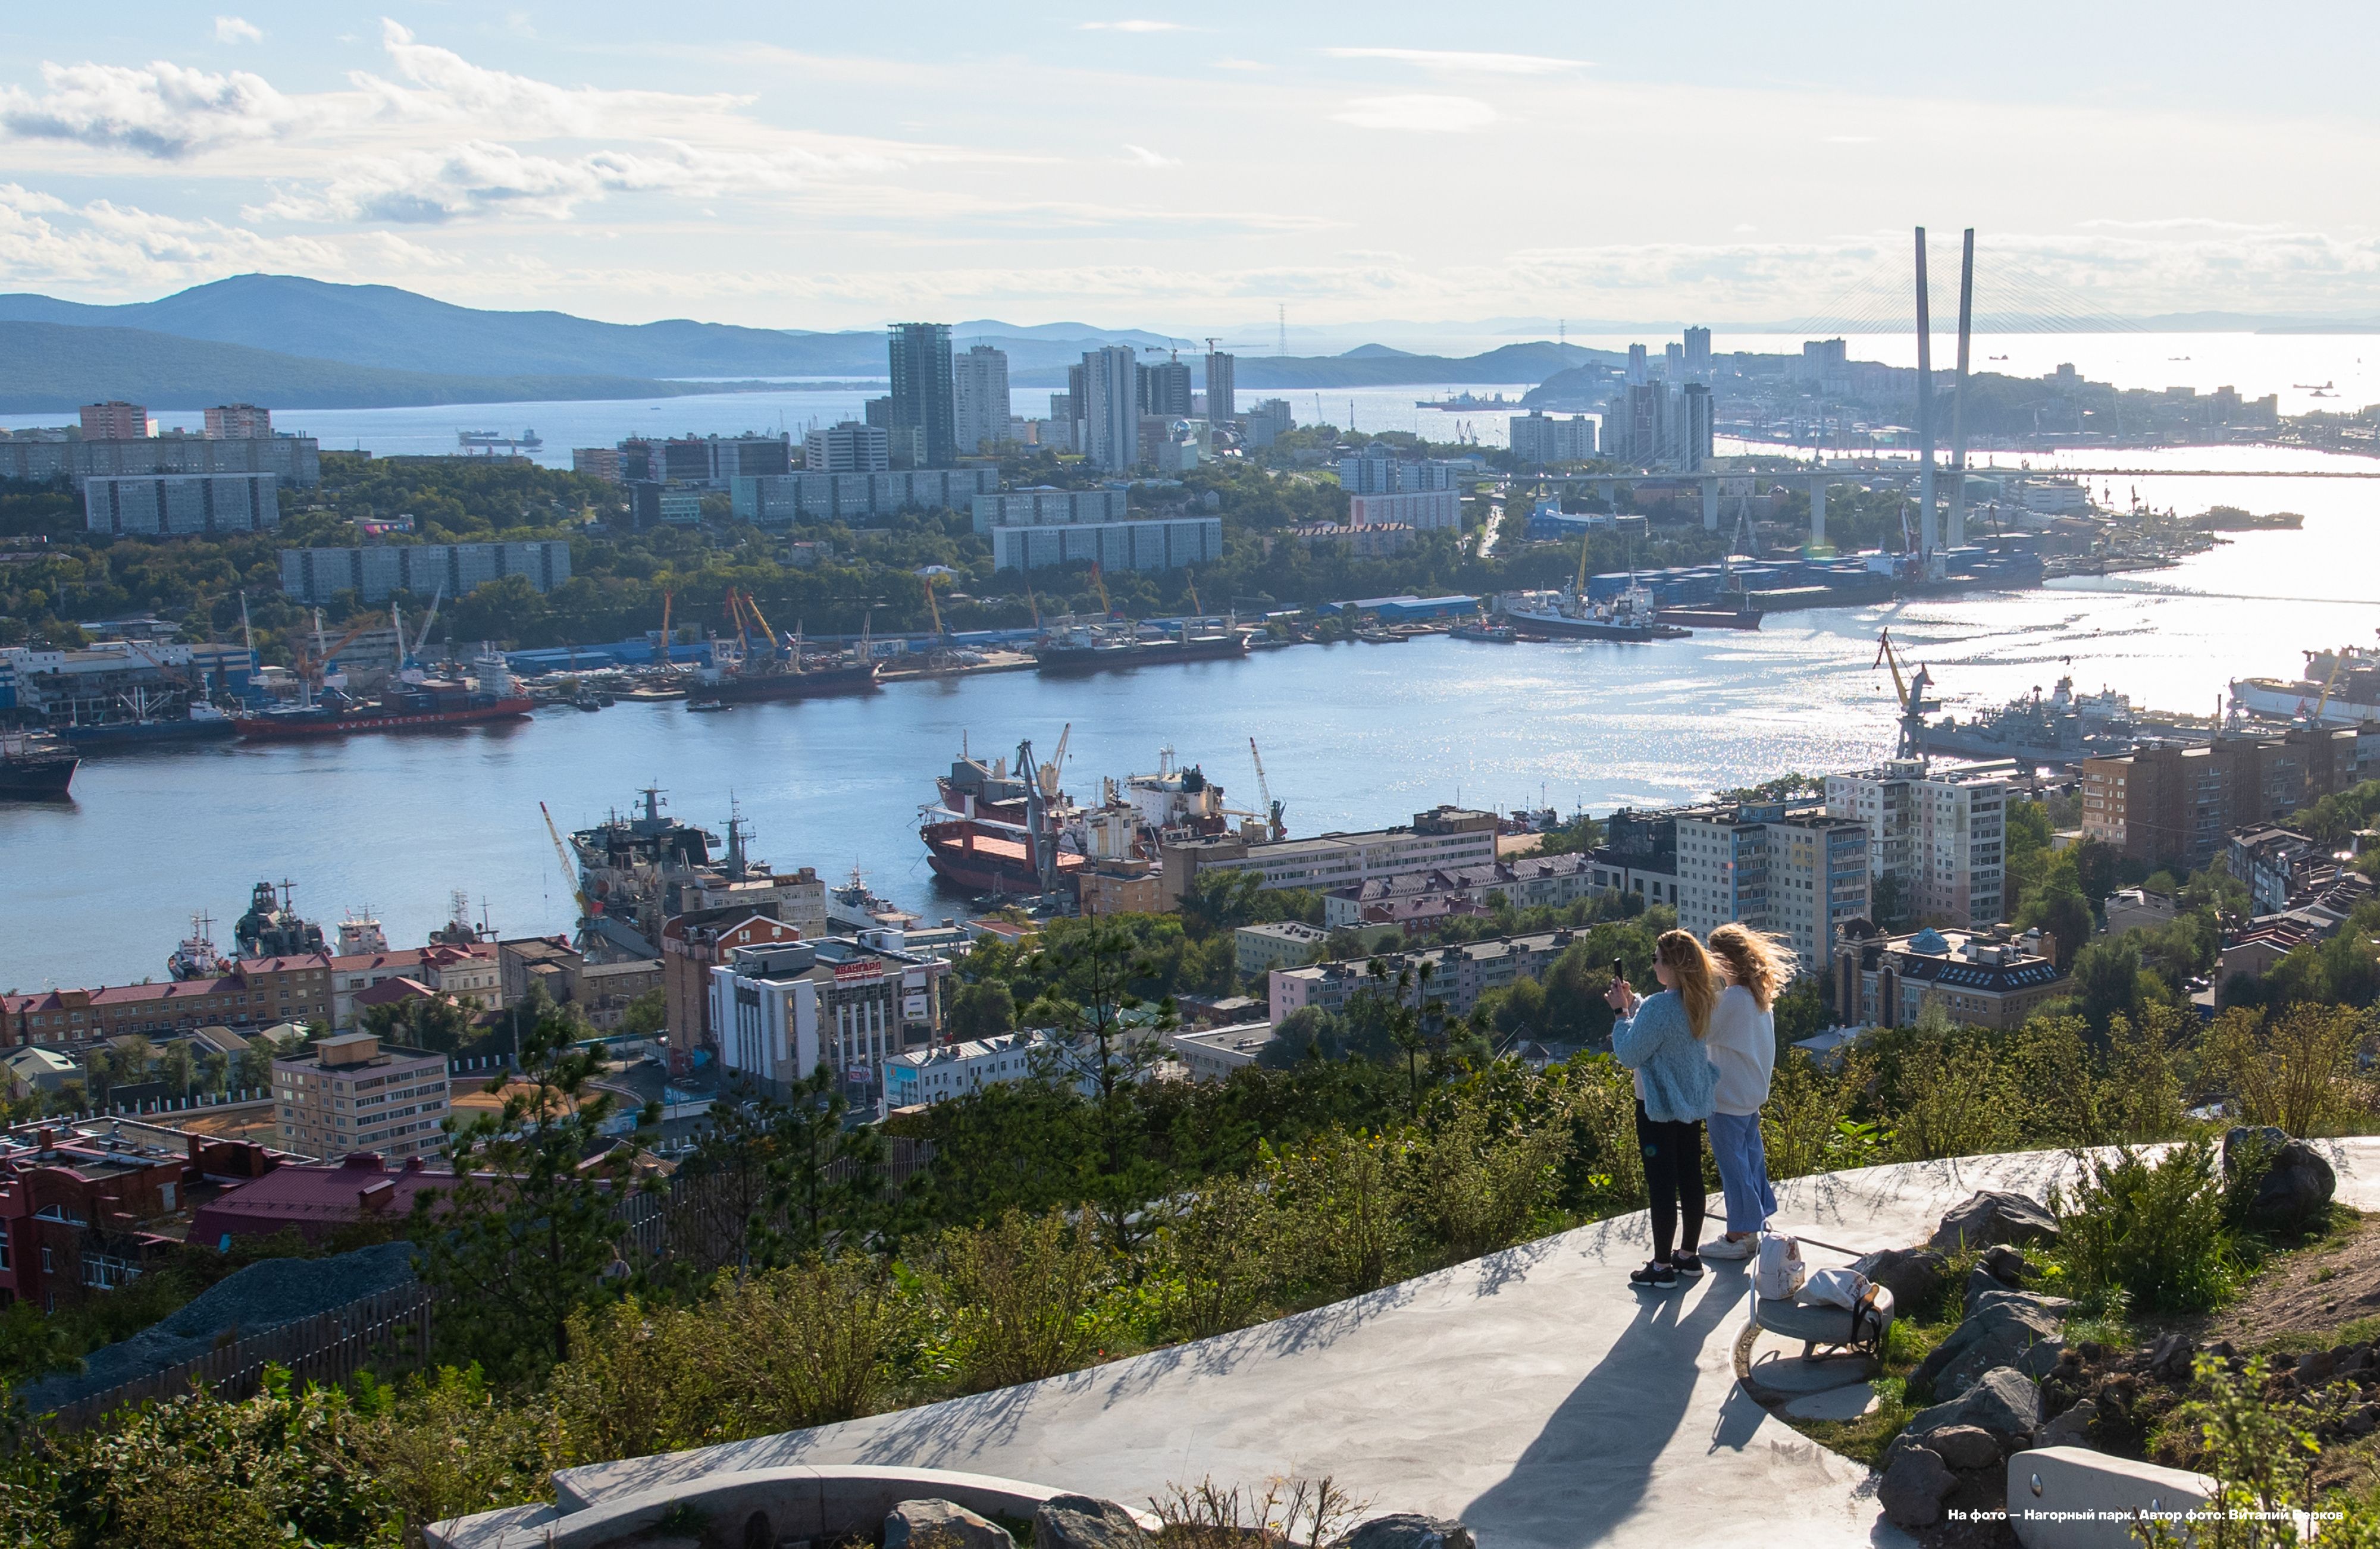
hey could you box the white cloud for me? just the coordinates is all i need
[1323,47,1588,76]
[1213,58,1270,71]
[214,16,263,45]
[1121,143,1178,168]
[1077,20,1187,31]
[0,182,371,291]
[1332,95,1496,133]
[0,59,305,158]
[352,20,752,137]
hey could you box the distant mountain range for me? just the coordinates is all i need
[0,275,1624,412]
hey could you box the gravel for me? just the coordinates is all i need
[21,1239,418,1412]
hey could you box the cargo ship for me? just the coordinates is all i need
[922,731,1085,898]
[1032,622,1251,674]
[0,729,77,799]
[685,657,881,705]
[2229,638,2380,727]
[235,679,532,739]
[62,696,238,749]
[1654,600,1762,631]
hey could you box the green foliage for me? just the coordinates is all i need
[2055,1139,2238,1313]
[944,980,1016,1042]
[410,1011,657,1381]
[615,985,666,1038]
[2141,1355,2380,1549]
[923,1208,1108,1391]
[2202,1003,2372,1139]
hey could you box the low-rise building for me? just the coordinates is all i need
[2229,826,2317,918]
[0,1122,280,1308]
[327,943,500,1029]
[1234,921,1331,977]
[660,907,800,1053]
[271,1033,451,1162]
[189,1152,444,1246]
[5,952,337,1045]
[882,1032,1044,1109]
[1831,923,2066,1031]
[1166,806,1499,902]
[2102,888,2178,936]
[1267,927,1587,1026]
[1168,1021,1279,1082]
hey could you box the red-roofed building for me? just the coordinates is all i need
[328,943,500,1029]
[5,954,338,1046]
[0,1124,278,1309]
[661,907,797,1056]
[188,1152,449,1247]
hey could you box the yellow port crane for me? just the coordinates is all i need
[923,576,947,641]
[741,590,784,660]
[1089,560,1112,617]
[1249,736,1285,839]
[1874,629,1940,761]
[538,800,598,943]
[1038,722,1071,798]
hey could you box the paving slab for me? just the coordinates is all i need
[1783,1384,1882,1423]
[1745,1329,1875,1395]
[535,1141,2380,1549]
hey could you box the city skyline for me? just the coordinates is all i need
[2,4,2378,328]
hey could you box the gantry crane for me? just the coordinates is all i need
[1249,737,1285,839]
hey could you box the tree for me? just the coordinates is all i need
[411,1009,657,1381]
[616,985,666,1038]
[945,982,1016,1043]
[156,1040,195,1098]
[2071,936,2146,1027]
[233,1043,273,1095]
[363,994,478,1054]
[1869,872,1911,930]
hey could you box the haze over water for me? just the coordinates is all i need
[4,444,2375,989]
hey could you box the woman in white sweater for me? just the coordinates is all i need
[1698,924,1796,1259]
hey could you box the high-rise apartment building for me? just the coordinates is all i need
[1674,802,1870,971]
[1508,411,1597,466]
[887,323,957,468]
[951,344,1010,456]
[1682,327,1712,382]
[1626,344,1649,385]
[1080,346,1141,472]
[204,403,273,439]
[1827,761,2007,928]
[1205,352,1236,422]
[1139,359,1193,418]
[1600,381,1711,472]
[803,421,891,474]
[79,402,148,440]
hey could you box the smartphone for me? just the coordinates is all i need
[1611,957,1624,983]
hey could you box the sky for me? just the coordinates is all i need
[2,3,2379,337]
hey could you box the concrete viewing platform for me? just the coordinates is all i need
[449,1140,2380,1549]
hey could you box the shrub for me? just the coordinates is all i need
[1402,1099,1567,1264]
[2142,1354,2380,1549]
[2055,1139,2237,1313]
[1156,1172,1285,1341]
[1149,1475,1367,1549]
[355,1365,561,1546]
[1266,1128,1410,1298]
[1762,1051,1882,1182]
[1887,1036,2020,1162]
[2204,1004,2369,1139]
[926,1209,1108,1391]
[1562,1056,1645,1209]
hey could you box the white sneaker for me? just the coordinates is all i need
[1699,1234,1758,1260]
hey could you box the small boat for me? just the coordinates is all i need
[687,700,735,713]
[1450,621,1517,643]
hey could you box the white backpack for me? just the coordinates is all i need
[1755,1231,1806,1300]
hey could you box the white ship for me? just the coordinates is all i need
[2229,638,2380,726]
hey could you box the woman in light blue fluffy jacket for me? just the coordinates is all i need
[1606,929,1721,1287]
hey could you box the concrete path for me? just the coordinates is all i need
[548,1140,2380,1549]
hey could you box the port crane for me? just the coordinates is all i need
[2303,654,2348,725]
[741,590,786,663]
[1874,629,1940,761]
[1089,561,1112,617]
[1248,737,1286,839]
[538,799,600,950]
[1038,722,1071,800]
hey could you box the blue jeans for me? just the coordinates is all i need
[1708,1111,1776,1234]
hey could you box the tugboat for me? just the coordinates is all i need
[0,729,77,799]
[168,913,230,980]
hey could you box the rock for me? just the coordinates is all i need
[1877,1443,1958,1528]
[1911,1365,2044,1444]
[2298,1349,2339,1385]
[1930,1190,2060,1252]
[1928,1424,2003,1470]
[1979,1244,2034,1280]
[2224,1127,2337,1232]
[2037,1399,2099,1449]
[1911,1296,2068,1401]
[889,1501,1017,1549]
[1331,1516,1476,1549]
[1035,1497,1154,1549]
[1855,1247,1950,1310]
[1965,1265,2016,1316]
[2148,1332,2195,1382]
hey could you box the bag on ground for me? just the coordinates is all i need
[1754,1231,1806,1300]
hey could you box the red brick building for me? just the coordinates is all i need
[0,1124,278,1309]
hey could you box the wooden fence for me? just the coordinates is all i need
[42,1282,434,1432]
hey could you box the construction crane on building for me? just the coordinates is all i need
[538,799,599,947]
[1248,737,1285,839]
[1874,629,1940,761]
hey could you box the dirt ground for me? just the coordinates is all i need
[2208,1208,2380,1345]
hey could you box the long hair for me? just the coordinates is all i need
[1706,923,1799,1012]
[1654,929,1721,1040]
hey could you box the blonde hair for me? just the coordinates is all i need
[1706,924,1799,1011]
[1655,929,1720,1040]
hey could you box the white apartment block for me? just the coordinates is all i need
[709,939,949,1099]
[1674,804,1870,971]
[883,1031,1042,1109]
[1167,807,1500,899]
[1826,761,2008,929]
[1348,490,1460,531]
[951,345,1012,456]
[272,1032,450,1161]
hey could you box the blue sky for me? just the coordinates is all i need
[1,3,2375,335]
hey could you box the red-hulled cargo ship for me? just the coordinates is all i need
[921,819,1086,895]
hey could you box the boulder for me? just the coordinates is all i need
[1035,1497,1154,1549]
[2224,1127,2335,1232]
[1855,1247,1950,1310]
[1930,1190,2059,1252]
[1911,1296,2068,1401]
[2037,1399,2099,1450]
[1910,1365,2044,1444]
[1978,1244,2035,1283]
[1877,1443,1958,1528]
[889,1501,1017,1549]
[1332,1516,1476,1549]
[1927,1423,2003,1472]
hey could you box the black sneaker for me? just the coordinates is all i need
[1672,1251,1705,1277]
[1630,1259,1678,1287]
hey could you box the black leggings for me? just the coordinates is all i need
[1636,1101,1706,1261]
